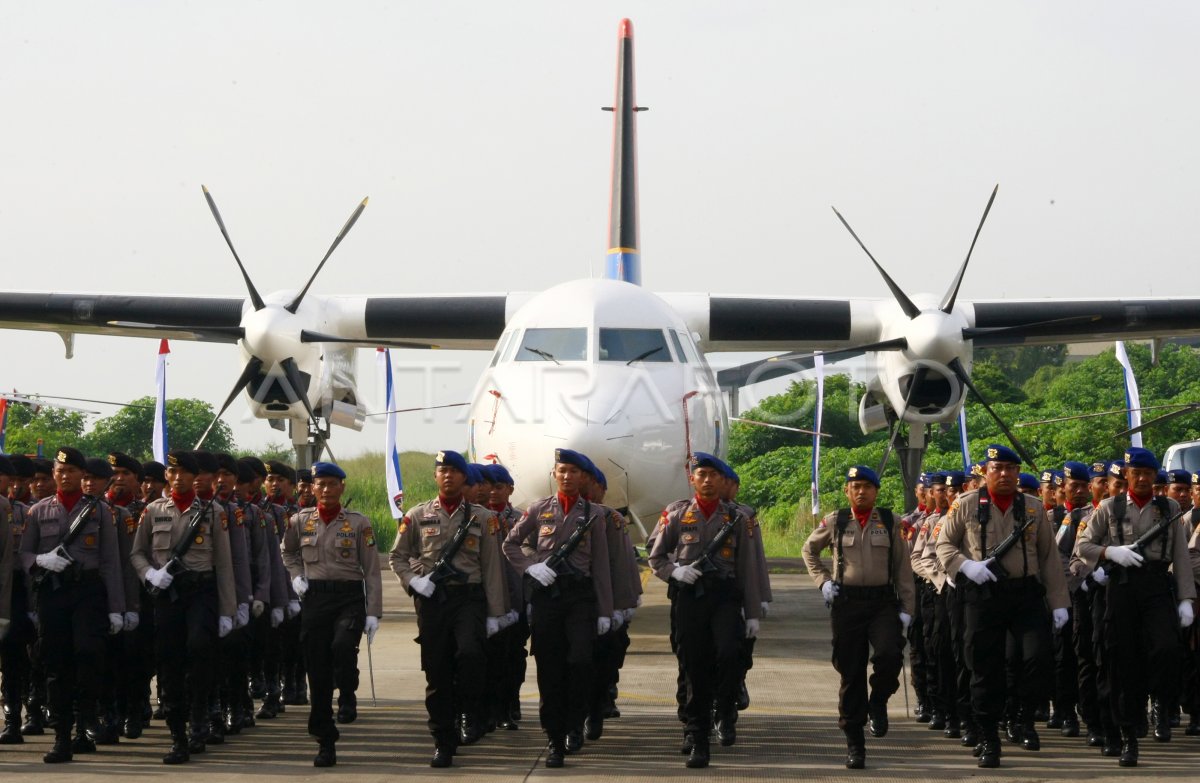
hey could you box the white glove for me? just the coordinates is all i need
[1052,608,1069,631]
[1092,566,1109,586]
[636,594,643,608]
[26,612,37,627]
[236,603,250,628]
[365,615,379,643]
[670,564,702,585]
[622,607,636,623]
[959,558,999,585]
[1080,579,1090,593]
[900,611,912,632]
[36,551,71,573]
[946,577,956,589]
[746,618,760,638]
[505,609,519,627]
[287,599,301,619]
[124,611,140,632]
[108,613,124,635]
[597,616,611,635]
[0,619,9,641]
[252,599,266,618]
[409,574,435,598]
[611,611,625,631]
[486,616,501,637]
[1181,601,1195,629]
[218,616,233,638]
[270,607,285,627]
[761,601,770,618]
[1105,545,1144,568]
[821,580,839,603]
[526,562,557,587]
[292,575,309,598]
[146,567,174,590]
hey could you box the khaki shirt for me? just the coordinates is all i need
[283,506,384,618]
[392,498,509,618]
[1076,494,1196,601]
[503,494,614,620]
[130,496,237,618]
[909,511,942,585]
[918,512,950,593]
[802,507,915,616]
[738,502,773,603]
[647,498,761,620]
[21,494,124,615]
[597,504,640,612]
[1187,516,1200,583]
[935,489,1069,611]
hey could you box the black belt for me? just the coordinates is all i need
[59,568,101,586]
[438,583,484,597]
[307,579,364,595]
[840,584,896,601]
[172,570,215,589]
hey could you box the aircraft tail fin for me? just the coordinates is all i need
[603,18,644,285]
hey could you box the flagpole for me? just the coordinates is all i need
[378,349,404,518]
[153,339,170,462]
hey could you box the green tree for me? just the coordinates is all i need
[976,345,1068,388]
[3,403,88,456]
[729,375,875,464]
[82,397,235,459]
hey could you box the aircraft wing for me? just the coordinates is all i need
[0,291,246,342]
[965,298,1200,347]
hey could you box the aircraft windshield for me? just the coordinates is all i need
[516,328,587,363]
[599,328,672,363]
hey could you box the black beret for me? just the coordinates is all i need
[239,456,268,479]
[54,446,87,471]
[9,455,34,478]
[142,461,167,483]
[297,468,313,483]
[267,460,297,483]
[32,458,53,475]
[84,458,114,480]
[166,450,200,475]
[214,453,240,476]
[193,450,220,474]
[107,451,143,479]
[0,456,14,477]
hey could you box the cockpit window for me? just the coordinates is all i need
[669,330,689,364]
[489,332,514,367]
[675,330,701,364]
[599,328,672,363]
[515,328,587,363]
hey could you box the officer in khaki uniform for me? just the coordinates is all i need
[1075,447,1195,766]
[648,452,760,770]
[130,450,236,765]
[935,444,1070,769]
[282,461,383,768]
[392,450,508,768]
[803,465,914,770]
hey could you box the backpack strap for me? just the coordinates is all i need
[835,508,852,584]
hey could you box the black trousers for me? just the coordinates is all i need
[1104,565,1181,729]
[674,580,742,735]
[918,581,940,712]
[38,575,108,738]
[831,593,903,730]
[416,588,485,746]
[154,578,217,735]
[907,577,929,703]
[589,625,623,718]
[0,574,33,717]
[280,611,305,693]
[930,588,960,721]
[1053,604,1079,717]
[531,580,597,742]
[945,585,973,723]
[1072,588,1100,727]
[301,582,364,743]
[961,577,1052,732]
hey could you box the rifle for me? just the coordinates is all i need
[689,510,739,598]
[425,502,473,602]
[1113,507,1186,585]
[984,514,1035,580]
[33,479,115,591]
[528,500,594,600]
[148,493,220,599]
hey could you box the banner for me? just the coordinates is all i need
[153,339,169,463]
[378,348,404,518]
[1114,341,1143,448]
[811,353,824,516]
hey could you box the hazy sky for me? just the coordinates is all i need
[2,1,1198,456]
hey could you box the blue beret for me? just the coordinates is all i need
[579,455,599,479]
[482,464,514,486]
[311,461,346,480]
[468,463,492,484]
[1063,461,1090,482]
[1039,469,1055,484]
[945,471,966,489]
[929,471,948,486]
[555,448,592,473]
[845,465,880,488]
[984,444,1021,465]
[1108,460,1125,477]
[1017,473,1040,491]
[1089,461,1108,479]
[435,450,469,474]
[690,452,724,472]
[1167,469,1192,486]
[463,464,482,486]
[1124,447,1159,471]
[593,468,607,490]
[918,471,932,488]
[1156,470,1169,484]
[729,469,740,484]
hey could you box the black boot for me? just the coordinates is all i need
[977,731,1001,768]
[313,740,336,767]
[21,701,44,736]
[868,700,889,738]
[459,713,481,746]
[1062,713,1080,737]
[43,732,73,764]
[1154,705,1172,742]
[163,721,190,765]
[564,726,583,753]
[685,737,710,769]
[545,738,566,768]
[736,681,750,711]
[928,710,946,731]
[1119,729,1138,767]
[0,706,24,744]
[124,704,145,740]
[255,689,279,720]
[715,712,737,746]
[845,725,866,769]
[72,716,97,754]
[961,720,979,748]
[1187,714,1200,736]
[915,700,931,723]
[1021,723,1040,751]
[336,692,357,725]
[430,744,454,768]
[584,711,604,741]
[1101,728,1122,757]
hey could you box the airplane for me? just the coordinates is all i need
[3,18,1200,535]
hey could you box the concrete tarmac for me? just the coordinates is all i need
[4,565,1198,780]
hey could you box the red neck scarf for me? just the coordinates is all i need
[853,507,872,528]
[57,490,83,512]
[1064,502,1077,513]
[1044,502,1056,511]
[1129,491,1152,509]
[488,502,507,513]
[917,503,926,513]
[694,495,720,519]
[439,495,462,516]
[171,489,196,512]
[558,492,579,516]
[197,489,215,501]
[992,493,1014,514]
[106,489,133,507]
[317,503,341,523]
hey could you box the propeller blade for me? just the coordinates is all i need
[940,184,998,314]
[280,357,335,462]
[877,366,927,477]
[948,357,1038,471]
[194,356,264,448]
[202,185,266,312]
[299,329,435,350]
[831,206,921,319]
[716,337,908,390]
[730,417,831,438]
[286,197,369,314]
[1016,402,1194,428]
[962,314,1101,341]
[1118,403,1200,437]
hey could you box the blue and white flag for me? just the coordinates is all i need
[378,348,404,518]
[152,339,169,463]
[811,353,824,516]
[1114,341,1143,447]
[958,407,971,473]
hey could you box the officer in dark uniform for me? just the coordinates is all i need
[268,460,307,708]
[482,464,525,732]
[29,459,55,501]
[392,450,509,768]
[0,455,29,743]
[902,472,932,722]
[103,452,149,739]
[1076,447,1195,766]
[130,450,236,764]
[296,468,315,509]
[234,458,279,722]
[142,461,167,504]
[935,445,1070,769]
[648,452,761,769]
[803,465,915,769]
[504,448,614,768]
[1048,462,1091,739]
[283,461,384,768]
[20,447,125,763]
[1067,461,1108,749]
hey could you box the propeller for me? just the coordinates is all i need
[286,197,369,314]
[1017,402,1192,428]
[203,186,266,312]
[194,357,264,448]
[877,366,928,477]
[1119,402,1200,437]
[962,314,1101,341]
[947,357,1038,471]
[281,357,334,462]
[716,337,908,389]
[940,184,998,314]
[831,206,921,319]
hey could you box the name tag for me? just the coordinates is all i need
[681,533,697,544]
[154,516,172,523]
[422,526,440,537]
[540,525,556,536]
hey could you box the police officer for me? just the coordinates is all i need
[647,452,760,769]
[935,445,1069,769]
[0,455,28,743]
[142,461,167,504]
[130,450,236,764]
[903,472,933,722]
[1075,446,1195,766]
[504,448,614,768]
[393,450,508,768]
[482,464,526,730]
[268,460,306,708]
[803,465,914,769]
[282,461,383,768]
[910,472,947,729]
[20,447,125,763]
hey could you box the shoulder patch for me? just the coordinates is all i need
[950,500,959,512]
[363,525,375,548]
[488,516,499,535]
